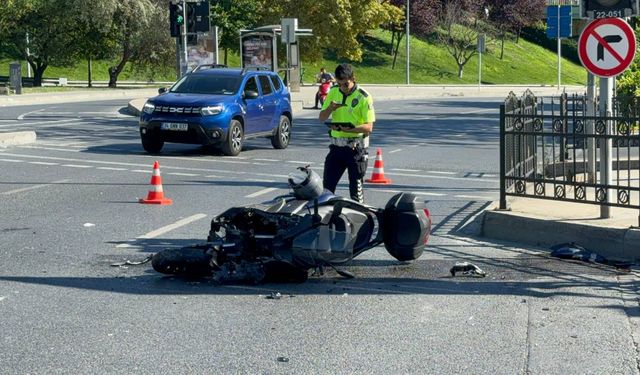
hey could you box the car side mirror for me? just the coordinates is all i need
[158,87,167,94]
[243,90,259,99]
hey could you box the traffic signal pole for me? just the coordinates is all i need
[181,0,188,76]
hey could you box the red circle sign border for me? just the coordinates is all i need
[578,18,636,78]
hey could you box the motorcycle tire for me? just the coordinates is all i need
[152,246,213,277]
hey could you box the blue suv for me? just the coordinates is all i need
[139,66,292,156]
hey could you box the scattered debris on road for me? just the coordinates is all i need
[110,255,153,267]
[450,262,487,277]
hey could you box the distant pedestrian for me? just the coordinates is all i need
[318,63,375,203]
[313,67,334,109]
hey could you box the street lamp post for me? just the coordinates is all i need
[406,0,410,85]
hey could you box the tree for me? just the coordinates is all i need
[486,0,545,59]
[210,0,262,66]
[437,0,483,78]
[384,0,438,69]
[258,0,401,62]
[0,0,79,87]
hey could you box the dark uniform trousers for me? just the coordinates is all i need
[323,144,368,203]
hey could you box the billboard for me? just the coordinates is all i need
[241,34,274,71]
[187,34,215,71]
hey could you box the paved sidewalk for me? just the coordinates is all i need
[2,83,639,263]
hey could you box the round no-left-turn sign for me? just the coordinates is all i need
[578,18,636,78]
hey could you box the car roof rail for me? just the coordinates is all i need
[192,64,228,72]
[241,66,272,74]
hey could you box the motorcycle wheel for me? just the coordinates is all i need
[152,246,213,277]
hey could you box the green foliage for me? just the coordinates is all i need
[257,0,401,62]
[616,24,640,98]
[301,29,586,85]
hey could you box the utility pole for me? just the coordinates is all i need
[405,0,410,85]
[181,0,188,76]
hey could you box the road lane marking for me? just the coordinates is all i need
[62,164,92,168]
[245,187,279,198]
[17,109,44,120]
[97,167,128,171]
[287,160,315,164]
[253,158,278,162]
[373,188,446,197]
[455,195,494,200]
[1,179,69,195]
[28,161,59,166]
[116,214,208,248]
[167,172,200,177]
[388,149,402,154]
[391,168,421,172]
[385,171,497,183]
[0,159,23,163]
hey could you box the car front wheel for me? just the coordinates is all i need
[141,136,164,154]
[222,120,243,156]
[271,115,291,149]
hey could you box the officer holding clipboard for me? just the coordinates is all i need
[318,63,375,203]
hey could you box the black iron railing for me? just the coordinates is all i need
[500,90,640,217]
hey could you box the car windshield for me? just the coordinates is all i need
[170,74,241,95]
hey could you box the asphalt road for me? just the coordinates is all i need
[0,98,638,374]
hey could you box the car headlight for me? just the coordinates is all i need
[201,105,223,116]
[142,101,155,114]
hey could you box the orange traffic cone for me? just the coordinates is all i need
[139,161,173,205]
[365,148,392,184]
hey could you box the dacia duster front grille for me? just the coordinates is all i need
[155,106,202,115]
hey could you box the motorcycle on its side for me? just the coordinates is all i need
[152,167,432,283]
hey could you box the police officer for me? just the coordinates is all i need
[318,63,375,203]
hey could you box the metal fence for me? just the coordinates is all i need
[499,89,640,219]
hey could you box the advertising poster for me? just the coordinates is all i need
[187,35,215,71]
[242,34,274,71]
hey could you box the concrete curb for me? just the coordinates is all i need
[481,208,640,263]
[0,131,36,146]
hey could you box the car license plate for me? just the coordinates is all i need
[160,122,188,131]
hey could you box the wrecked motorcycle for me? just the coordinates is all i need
[152,167,431,283]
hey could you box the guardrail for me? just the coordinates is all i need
[499,89,640,219]
[0,76,174,87]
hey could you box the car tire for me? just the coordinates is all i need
[271,115,291,149]
[222,120,243,156]
[141,136,164,154]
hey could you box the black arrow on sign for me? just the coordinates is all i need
[598,35,623,61]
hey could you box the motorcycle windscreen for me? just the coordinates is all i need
[291,226,356,268]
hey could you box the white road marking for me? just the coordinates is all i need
[287,160,315,164]
[17,109,44,120]
[426,171,457,175]
[131,169,151,173]
[388,149,402,154]
[116,214,208,247]
[97,167,128,171]
[253,158,278,162]
[391,168,421,172]
[245,187,279,198]
[0,296,5,302]
[0,159,23,163]
[385,171,497,183]
[1,179,69,195]
[62,164,92,168]
[455,195,493,200]
[28,161,59,166]
[167,172,200,177]
[249,179,276,183]
[373,188,446,197]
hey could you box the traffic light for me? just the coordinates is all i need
[169,3,184,37]
[581,0,638,18]
[186,1,210,34]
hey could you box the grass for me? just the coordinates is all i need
[0,29,586,86]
